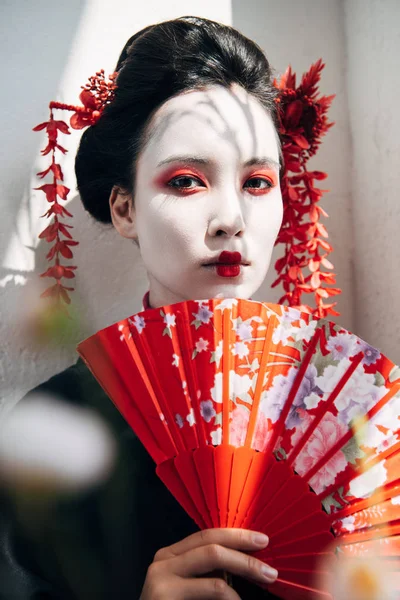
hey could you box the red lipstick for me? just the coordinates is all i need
[216,251,241,278]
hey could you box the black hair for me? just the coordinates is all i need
[75,15,279,223]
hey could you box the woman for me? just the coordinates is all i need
[1,16,285,599]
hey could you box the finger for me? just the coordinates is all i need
[180,577,242,599]
[173,544,278,585]
[154,528,269,561]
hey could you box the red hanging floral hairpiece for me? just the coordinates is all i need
[34,61,339,318]
[272,59,340,318]
[33,70,117,311]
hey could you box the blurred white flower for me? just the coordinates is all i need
[330,556,396,600]
[0,394,116,495]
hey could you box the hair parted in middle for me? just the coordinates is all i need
[75,15,280,224]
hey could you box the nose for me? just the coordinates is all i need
[207,191,246,238]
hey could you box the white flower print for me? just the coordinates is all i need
[349,461,387,499]
[118,323,128,341]
[272,311,300,345]
[200,400,216,423]
[195,338,209,353]
[175,414,184,428]
[293,319,318,343]
[391,495,400,505]
[211,373,223,403]
[315,358,352,394]
[304,392,321,410]
[186,409,196,427]
[215,298,238,311]
[210,371,252,404]
[232,372,252,399]
[362,394,400,449]
[332,364,386,425]
[236,322,253,341]
[339,515,356,532]
[164,313,176,328]
[194,304,213,324]
[131,315,146,334]
[172,353,180,367]
[232,341,250,359]
[272,323,295,345]
[211,427,222,445]
[326,332,358,361]
[211,340,223,367]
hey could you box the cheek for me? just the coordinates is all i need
[136,198,205,252]
[250,191,283,237]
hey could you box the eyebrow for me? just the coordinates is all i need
[156,155,281,171]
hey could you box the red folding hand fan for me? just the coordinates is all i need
[77,299,400,599]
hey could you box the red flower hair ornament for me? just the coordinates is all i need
[34,61,339,318]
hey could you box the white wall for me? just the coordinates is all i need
[344,0,400,364]
[1,0,399,416]
[233,0,355,335]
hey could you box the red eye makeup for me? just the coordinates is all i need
[243,170,278,195]
[154,166,208,195]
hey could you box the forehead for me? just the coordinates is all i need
[139,84,280,167]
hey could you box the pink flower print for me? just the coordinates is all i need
[200,400,216,423]
[326,332,358,361]
[229,405,250,446]
[252,412,273,452]
[195,337,209,353]
[294,412,348,494]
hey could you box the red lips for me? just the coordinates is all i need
[218,251,242,265]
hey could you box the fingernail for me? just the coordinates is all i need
[252,533,269,546]
[261,565,278,581]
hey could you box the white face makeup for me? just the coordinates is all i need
[113,83,283,308]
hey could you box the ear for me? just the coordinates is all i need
[109,186,137,240]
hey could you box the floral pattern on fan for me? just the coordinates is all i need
[78,298,400,599]
[110,299,400,508]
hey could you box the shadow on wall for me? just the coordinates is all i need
[1,193,147,413]
[1,1,85,276]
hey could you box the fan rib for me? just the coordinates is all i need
[174,303,206,447]
[245,314,278,448]
[130,323,187,453]
[222,307,233,443]
[303,383,400,485]
[288,353,364,467]
[265,329,322,457]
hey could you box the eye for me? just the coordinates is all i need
[167,175,205,190]
[243,177,274,193]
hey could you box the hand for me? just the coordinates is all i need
[139,528,278,599]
